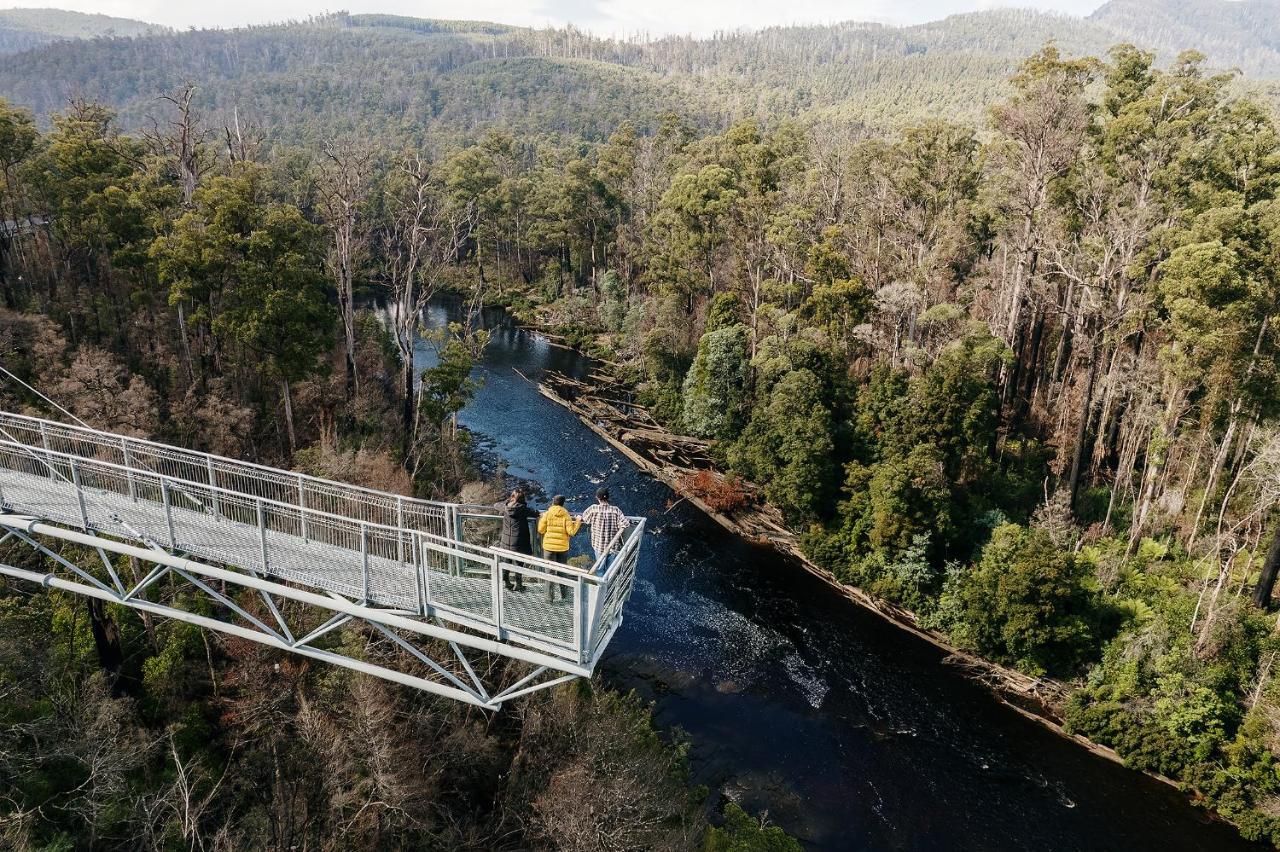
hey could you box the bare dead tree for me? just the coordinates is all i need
[382,153,462,461]
[143,85,214,206]
[143,84,214,383]
[223,106,265,166]
[317,138,375,396]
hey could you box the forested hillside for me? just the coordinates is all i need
[1091,0,1280,77]
[0,7,162,54]
[0,2,1273,146]
[6,3,1280,849]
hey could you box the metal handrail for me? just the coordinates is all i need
[0,410,491,527]
[0,410,646,663]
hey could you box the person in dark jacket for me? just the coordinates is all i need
[495,488,537,591]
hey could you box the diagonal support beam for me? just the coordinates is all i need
[169,566,285,642]
[293,613,351,648]
[125,563,169,602]
[449,639,487,698]
[0,560,496,708]
[363,619,487,703]
[251,578,293,643]
[9,528,117,596]
[96,547,126,596]
[492,673,578,704]
[491,665,548,703]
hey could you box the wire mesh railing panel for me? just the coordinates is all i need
[421,545,495,623]
[0,411,463,541]
[0,410,647,667]
[589,519,644,656]
[457,513,501,549]
[496,560,578,647]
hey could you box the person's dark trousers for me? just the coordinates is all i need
[505,547,530,591]
[545,550,569,601]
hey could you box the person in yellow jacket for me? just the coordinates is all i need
[537,495,581,601]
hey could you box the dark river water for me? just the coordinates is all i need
[415,300,1256,852]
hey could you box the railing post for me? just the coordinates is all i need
[574,574,585,662]
[121,440,136,501]
[360,523,370,604]
[417,532,432,611]
[161,479,176,548]
[443,508,454,575]
[70,459,89,529]
[395,496,405,564]
[491,553,503,636]
[207,457,220,519]
[413,532,428,616]
[297,475,308,541]
[256,498,269,573]
[38,421,53,479]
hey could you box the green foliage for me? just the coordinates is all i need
[682,323,750,439]
[153,167,334,382]
[940,523,1103,676]
[731,367,837,524]
[419,324,485,430]
[705,291,744,333]
[704,802,803,852]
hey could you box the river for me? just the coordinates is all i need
[415,299,1257,852]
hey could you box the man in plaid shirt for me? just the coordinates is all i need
[579,487,629,574]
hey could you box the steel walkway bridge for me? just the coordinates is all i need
[0,410,643,709]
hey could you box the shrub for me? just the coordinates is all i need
[945,522,1102,676]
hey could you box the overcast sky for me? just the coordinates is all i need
[1,0,1110,36]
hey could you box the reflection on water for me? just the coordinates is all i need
[413,299,1255,851]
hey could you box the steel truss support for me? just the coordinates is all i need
[0,515,586,709]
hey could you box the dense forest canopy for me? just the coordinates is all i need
[1,0,1278,146]
[6,1,1280,848]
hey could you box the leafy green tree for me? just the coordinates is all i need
[153,166,332,451]
[0,98,38,306]
[649,163,738,304]
[890,327,1005,482]
[944,522,1100,676]
[705,291,744,334]
[682,323,750,439]
[213,204,333,453]
[839,443,953,559]
[731,367,837,524]
[418,328,482,436]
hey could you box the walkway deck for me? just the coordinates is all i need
[0,411,642,671]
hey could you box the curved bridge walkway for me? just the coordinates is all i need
[0,411,643,708]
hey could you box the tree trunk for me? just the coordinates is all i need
[1254,517,1280,610]
[402,355,415,467]
[176,301,195,384]
[1188,411,1239,549]
[1067,347,1098,511]
[86,597,124,686]
[281,378,296,456]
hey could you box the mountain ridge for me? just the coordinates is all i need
[0,7,163,53]
[0,1,1274,145]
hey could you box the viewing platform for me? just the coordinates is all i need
[0,410,644,708]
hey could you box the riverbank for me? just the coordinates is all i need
[420,296,1259,849]
[531,366,1191,795]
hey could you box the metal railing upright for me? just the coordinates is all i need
[0,410,644,666]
